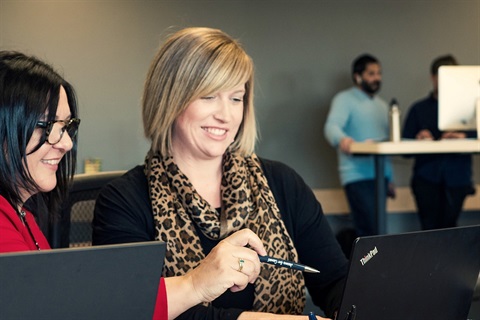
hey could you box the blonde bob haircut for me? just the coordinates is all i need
[142,27,256,157]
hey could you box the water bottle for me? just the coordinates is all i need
[389,98,401,142]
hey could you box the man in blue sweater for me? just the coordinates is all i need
[402,55,476,230]
[324,54,394,236]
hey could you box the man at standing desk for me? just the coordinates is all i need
[402,54,476,230]
[324,54,394,236]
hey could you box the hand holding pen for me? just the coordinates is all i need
[186,229,266,303]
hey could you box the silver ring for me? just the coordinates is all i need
[238,258,245,272]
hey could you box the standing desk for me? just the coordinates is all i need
[350,139,480,234]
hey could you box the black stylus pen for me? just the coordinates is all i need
[259,255,320,273]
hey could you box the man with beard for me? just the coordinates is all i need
[324,54,394,237]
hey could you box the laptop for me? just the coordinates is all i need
[0,241,166,320]
[336,225,480,320]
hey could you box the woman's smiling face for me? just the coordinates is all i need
[172,83,245,161]
[22,86,73,202]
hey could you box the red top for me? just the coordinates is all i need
[0,195,168,320]
[154,278,168,320]
[0,195,50,251]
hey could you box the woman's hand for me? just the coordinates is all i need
[165,228,266,319]
[188,228,267,300]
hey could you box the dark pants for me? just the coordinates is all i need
[344,179,387,236]
[411,177,471,230]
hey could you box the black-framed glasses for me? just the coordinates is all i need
[36,118,81,145]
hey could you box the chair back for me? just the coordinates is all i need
[49,171,125,248]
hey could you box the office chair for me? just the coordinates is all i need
[49,170,125,248]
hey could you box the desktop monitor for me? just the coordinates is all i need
[438,65,480,134]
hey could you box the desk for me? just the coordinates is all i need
[350,139,480,234]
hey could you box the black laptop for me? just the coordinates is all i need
[336,225,480,320]
[0,241,166,320]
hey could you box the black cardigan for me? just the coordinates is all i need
[92,158,348,319]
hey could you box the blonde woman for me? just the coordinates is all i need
[93,27,348,320]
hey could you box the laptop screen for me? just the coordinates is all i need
[336,225,480,320]
[0,241,166,320]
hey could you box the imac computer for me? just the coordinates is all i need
[438,65,480,139]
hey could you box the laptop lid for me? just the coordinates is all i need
[0,241,166,320]
[336,225,480,320]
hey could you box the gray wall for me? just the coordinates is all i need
[1,0,479,189]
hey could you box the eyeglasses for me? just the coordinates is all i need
[36,118,81,145]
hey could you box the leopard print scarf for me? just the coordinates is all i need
[145,151,305,314]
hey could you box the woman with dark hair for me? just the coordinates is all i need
[0,51,266,320]
[0,51,80,251]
